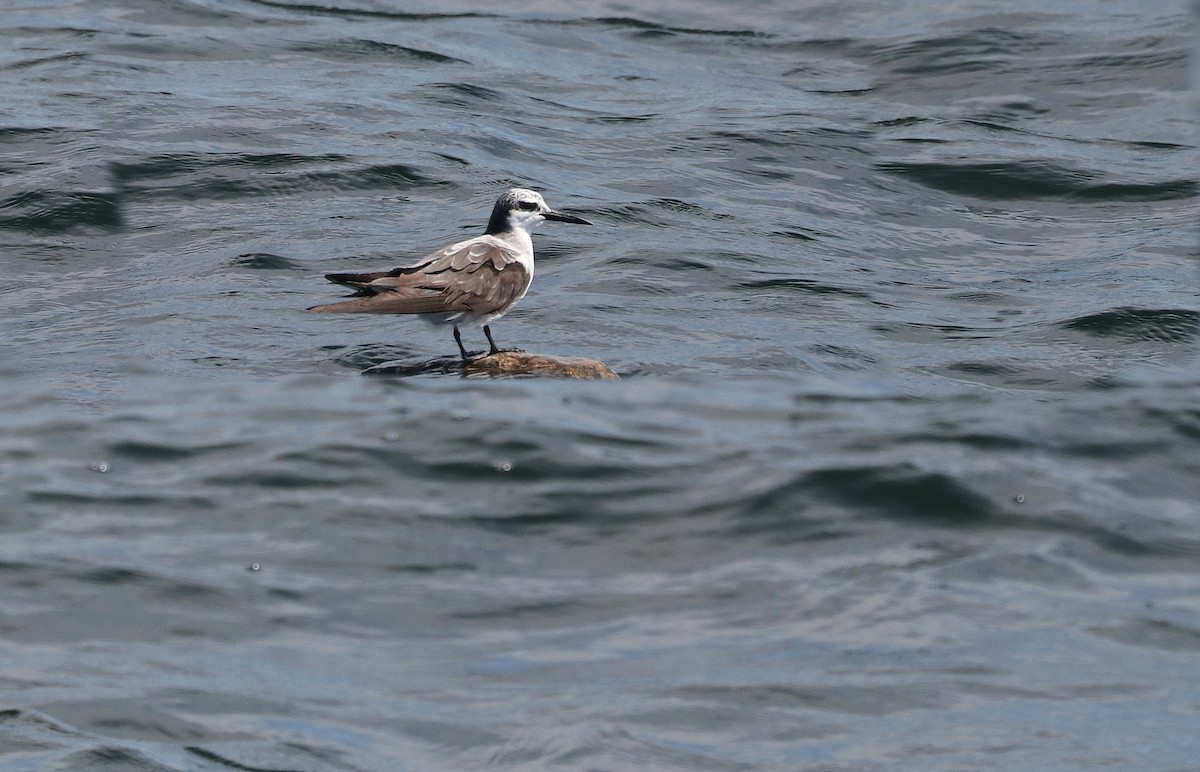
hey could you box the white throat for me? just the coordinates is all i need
[507,208,546,234]
[496,226,535,274]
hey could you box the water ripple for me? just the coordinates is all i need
[109,154,436,199]
[0,191,123,233]
[877,161,1197,202]
[1061,307,1199,343]
[286,38,468,64]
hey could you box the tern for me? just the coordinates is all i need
[309,188,591,360]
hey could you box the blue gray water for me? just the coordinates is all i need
[2,0,1198,769]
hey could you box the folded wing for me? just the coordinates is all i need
[310,236,531,317]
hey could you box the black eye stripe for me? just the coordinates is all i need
[518,200,539,211]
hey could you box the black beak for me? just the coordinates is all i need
[543,209,592,225]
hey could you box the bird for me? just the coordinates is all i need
[309,188,591,360]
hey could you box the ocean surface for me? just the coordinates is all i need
[2,0,1198,769]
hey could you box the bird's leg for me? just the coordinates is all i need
[482,324,525,355]
[453,326,470,361]
[484,325,500,356]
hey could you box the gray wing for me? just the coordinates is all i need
[310,237,530,316]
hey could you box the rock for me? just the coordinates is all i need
[363,351,619,380]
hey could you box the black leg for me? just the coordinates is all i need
[483,325,500,356]
[453,326,469,360]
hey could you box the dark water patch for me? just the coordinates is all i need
[739,277,874,300]
[1061,307,1199,343]
[873,322,995,343]
[650,197,733,221]
[0,51,90,71]
[247,0,489,22]
[0,191,122,233]
[194,743,351,771]
[1163,407,1200,441]
[101,38,259,63]
[877,161,1197,202]
[725,482,827,542]
[945,361,1023,377]
[878,161,1078,199]
[803,464,998,524]
[875,116,926,129]
[0,25,99,40]
[1089,529,1185,561]
[891,429,1036,453]
[287,38,466,64]
[1058,439,1168,460]
[1053,48,1188,75]
[27,490,216,508]
[945,290,1020,304]
[809,343,879,372]
[1118,139,1192,152]
[1072,179,1198,202]
[939,361,1068,390]
[77,567,152,585]
[185,745,311,770]
[231,253,304,270]
[0,126,71,139]
[673,683,950,716]
[110,152,350,183]
[201,468,348,490]
[660,256,716,273]
[957,118,1040,135]
[387,562,476,574]
[187,356,245,368]
[584,112,661,125]
[772,228,822,242]
[955,679,1153,704]
[106,439,248,462]
[156,582,227,603]
[421,81,508,109]
[59,746,175,771]
[1089,618,1200,652]
[111,154,435,200]
[581,16,766,38]
[71,569,227,604]
[868,29,1054,76]
[0,708,76,732]
[451,599,580,621]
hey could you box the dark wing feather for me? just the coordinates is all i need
[325,269,401,290]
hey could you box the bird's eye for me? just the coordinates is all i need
[518,200,539,211]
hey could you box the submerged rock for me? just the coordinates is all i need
[363,351,619,380]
